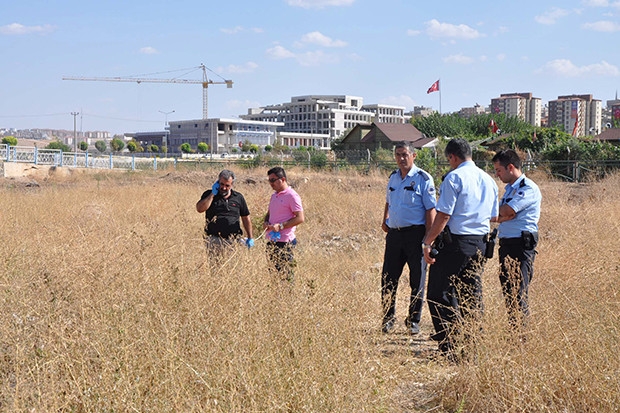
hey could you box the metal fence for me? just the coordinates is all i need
[0,144,165,171]
[2,143,619,182]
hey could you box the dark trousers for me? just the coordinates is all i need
[266,239,297,281]
[499,235,538,328]
[381,226,426,325]
[427,235,486,349]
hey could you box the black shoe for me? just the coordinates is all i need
[405,319,420,335]
[382,318,395,333]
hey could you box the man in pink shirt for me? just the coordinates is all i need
[263,167,305,281]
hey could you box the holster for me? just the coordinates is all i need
[521,231,536,250]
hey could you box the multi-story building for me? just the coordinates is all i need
[606,95,620,129]
[167,118,283,154]
[490,93,542,126]
[408,105,436,118]
[459,104,487,119]
[548,94,602,136]
[240,95,408,141]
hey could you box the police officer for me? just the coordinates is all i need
[381,141,436,334]
[422,138,498,357]
[492,149,541,330]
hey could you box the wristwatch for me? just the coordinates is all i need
[421,242,432,251]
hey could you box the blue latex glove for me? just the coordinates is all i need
[268,231,281,241]
[211,181,220,194]
[246,238,255,248]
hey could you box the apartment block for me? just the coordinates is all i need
[548,95,602,136]
[459,104,487,119]
[490,93,542,126]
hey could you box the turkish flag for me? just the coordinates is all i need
[427,80,440,94]
[489,119,499,134]
[572,118,579,136]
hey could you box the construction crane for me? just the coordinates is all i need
[63,64,233,119]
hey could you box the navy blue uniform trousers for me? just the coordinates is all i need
[381,225,427,325]
[427,235,486,349]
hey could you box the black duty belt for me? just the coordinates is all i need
[388,224,425,232]
[499,237,522,246]
[451,233,485,240]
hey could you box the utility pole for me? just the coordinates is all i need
[158,110,175,152]
[71,112,79,152]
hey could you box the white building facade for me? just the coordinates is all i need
[167,118,283,153]
[240,95,408,142]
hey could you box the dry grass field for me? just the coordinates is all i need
[1,164,619,412]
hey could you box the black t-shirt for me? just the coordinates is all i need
[201,189,250,238]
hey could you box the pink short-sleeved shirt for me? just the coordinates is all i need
[268,186,303,242]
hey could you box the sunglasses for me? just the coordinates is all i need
[268,177,281,183]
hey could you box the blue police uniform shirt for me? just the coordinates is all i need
[436,160,499,236]
[386,166,436,228]
[498,174,541,239]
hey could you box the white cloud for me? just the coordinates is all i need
[582,20,620,31]
[300,31,347,47]
[582,0,608,6]
[296,50,339,66]
[221,26,244,34]
[286,0,354,9]
[496,54,506,61]
[443,53,475,64]
[0,23,54,35]
[221,26,263,34]
[425,19,483,40]
[266,45,296,60]
[538,59,620,77]
[139,47,159,55]
[219,62,259,74]
[534,8,570,25]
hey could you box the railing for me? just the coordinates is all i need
[0,145,165,171]
[2,143,619,182]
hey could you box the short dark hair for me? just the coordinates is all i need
[219,169,235,181]
[445,138,471,160]
[267,166,286,179]
[492,149,522,170]
[394,141,416,154]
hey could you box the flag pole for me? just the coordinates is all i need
[439,78,442,114]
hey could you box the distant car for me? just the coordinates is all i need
[220,152,229,158]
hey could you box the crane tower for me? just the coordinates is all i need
[63,64,233,119]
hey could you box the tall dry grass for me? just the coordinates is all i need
[0,166,619,412]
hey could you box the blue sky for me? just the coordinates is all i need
[1,0,619,135]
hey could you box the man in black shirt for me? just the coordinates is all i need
[196,169,254,251]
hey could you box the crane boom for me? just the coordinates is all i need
[62,64,233,119]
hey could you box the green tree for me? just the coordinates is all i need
[46,140,71,152]
[249,144,259,154]
[110,138,125,152]
[179,143,192,153]
[149,144,159,153]
[241,140,253,152]
[95,140,107,153]
[264,145,273,152]
[197,142,209,153]
[2,136,17,146]
[127,141,137,152]
[79,141,88,151]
